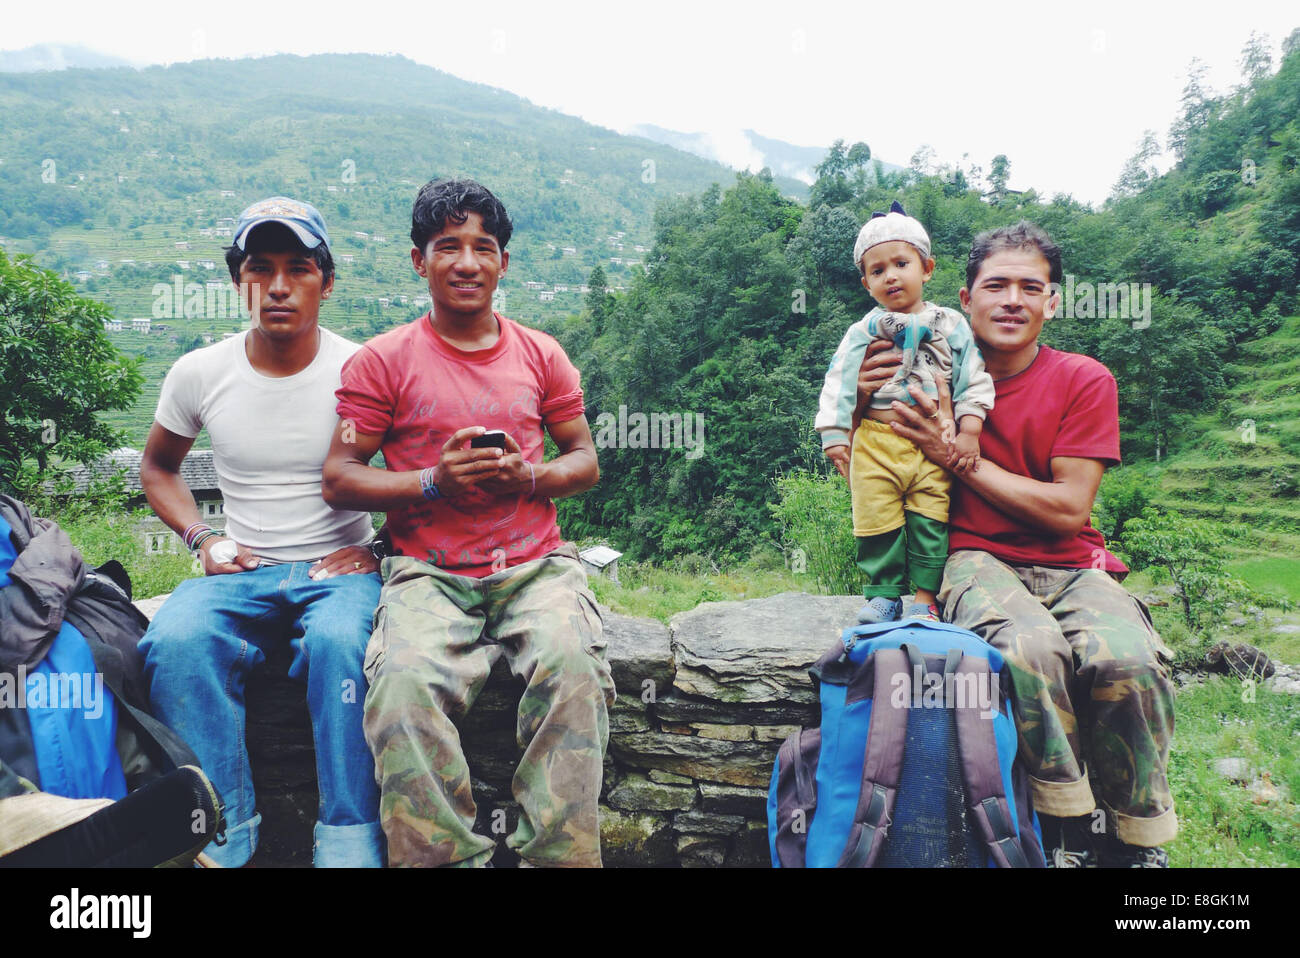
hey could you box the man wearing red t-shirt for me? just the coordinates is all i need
[322,179,615,867]
[867,222,1176,868]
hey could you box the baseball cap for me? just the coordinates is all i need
[852,200,931,268]
[233,196,331,251]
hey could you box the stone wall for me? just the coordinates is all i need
[138,591,859,867]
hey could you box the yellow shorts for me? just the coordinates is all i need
[850,419,951,536]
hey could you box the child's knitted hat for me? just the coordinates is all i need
[852,200,932,268]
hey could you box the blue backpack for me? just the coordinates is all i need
[768,619,1045,867]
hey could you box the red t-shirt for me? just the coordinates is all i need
[336,312,586,578]
[948,345,1128,573]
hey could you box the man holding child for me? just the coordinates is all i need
[844,221,1176,867]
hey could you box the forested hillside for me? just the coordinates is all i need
[0,52,807,442]
[549,32,1300,562]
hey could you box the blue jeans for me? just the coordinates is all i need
[139,563,383,867]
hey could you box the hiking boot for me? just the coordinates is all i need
[903,602,940,621]
[857,597,902,624]
[1101,842,1170,868]
[1042,814,1097,868]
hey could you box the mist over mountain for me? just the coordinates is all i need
[0,43,137,73]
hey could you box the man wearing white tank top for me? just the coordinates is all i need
[137,198,383,868]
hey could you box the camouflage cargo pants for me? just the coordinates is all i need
[362,544,616,867]
[938,549,1178,846]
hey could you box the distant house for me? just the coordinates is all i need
[74,270,93,282]
[103,319,122,332]
[176,260,190,270]
[132,318,151,334]
[58,449,224,554]
[554,285,569,293]
[339,253,354,264]
[353,231,369,240]
[213,228,232,239]
[326,185,338,193]
[378,297,390,307]
[580,546,622,583]
[539,290,555,302]
[524,281,545,291]
[94,260,109,270]
[220,190,236,198]
[372,235,387,244]
[610,258,623,266]
[561,247,576,256]
[175,241,189,250]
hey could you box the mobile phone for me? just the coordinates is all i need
[471,430,507,450]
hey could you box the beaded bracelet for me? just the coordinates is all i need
[190,529,222,553]
[182,522,213,549]
[420,466,441,501]
[527,462,536,496]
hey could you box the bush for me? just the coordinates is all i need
[1117,508,1276,658]
[1093,466,1155,540]
[770,469,858,595]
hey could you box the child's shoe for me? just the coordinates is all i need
[857,596,903,624]
[903,602,941,621]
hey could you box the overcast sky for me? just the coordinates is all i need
[4,1,1296,205]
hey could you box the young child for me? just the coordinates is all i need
[815,202,994,623]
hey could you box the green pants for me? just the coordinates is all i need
[938,549,1178,846]
[362,544,616,867]
[855,511,948,598]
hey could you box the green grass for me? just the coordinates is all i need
[1229,557,1300,604]
[586,550,807,623]
[1166,677,1300,867]
[58,508,199,600]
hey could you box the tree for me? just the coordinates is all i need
[1238,31,1273,88]
[585,263,613,325]
[1168,59,1214,159]
[1116,509,1262,649]
[0,248,142,494]
[988,154,1010,197]
[1111,130,1162,199]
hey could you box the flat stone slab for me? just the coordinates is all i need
[669,593,862,704]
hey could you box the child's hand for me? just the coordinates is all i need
[949,431,981,476]
[824,444,851,480]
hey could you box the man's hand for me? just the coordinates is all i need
[950,431,981,476]
[432,426,510,497]
[476,432,535,497]
[854,340,904,420]
[887,375,957,469]
[824,444,851,480]
[309,544,379,580]
[199,536,260,576]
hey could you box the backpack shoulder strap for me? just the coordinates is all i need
[837,646,909,867]
[951,655,1030,868]
[772,728,820,867]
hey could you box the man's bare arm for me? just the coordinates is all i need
[888,378,1104,538]
[321,420,511,511]
[140,423,203,535]
[538,415,600,499]
[140,423,257,573]
[954,455,1104,539]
